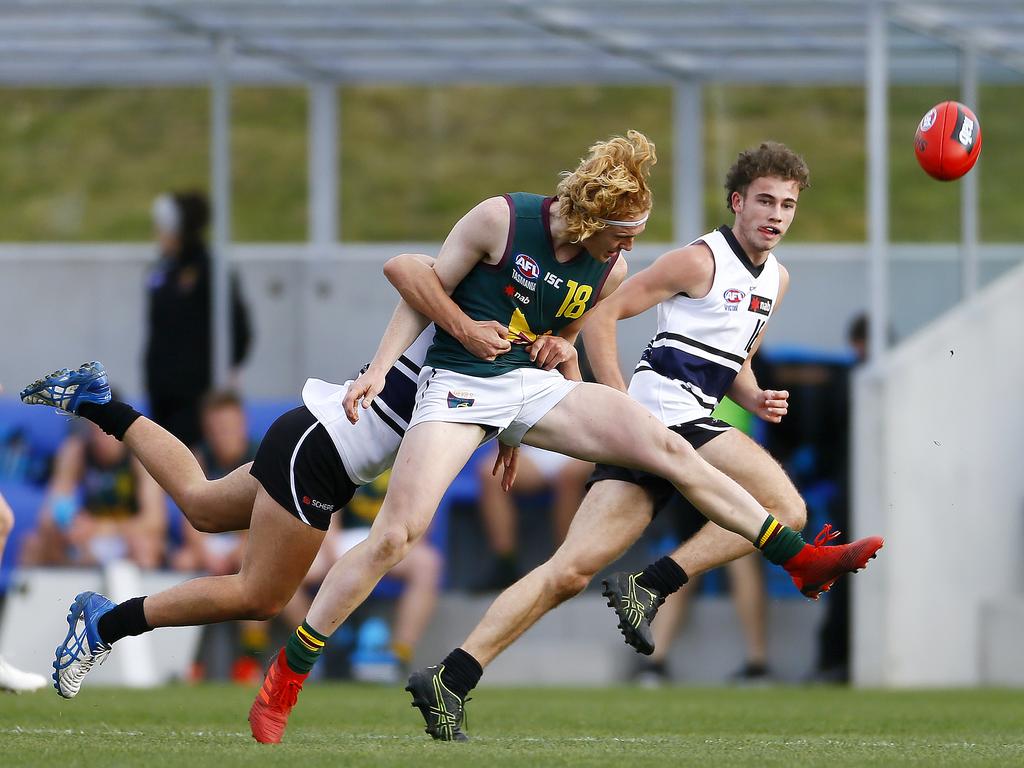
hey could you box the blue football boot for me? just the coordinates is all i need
[20,361,111,414]
[53,591,115,698]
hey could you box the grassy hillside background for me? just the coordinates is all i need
[0,84,1020,243]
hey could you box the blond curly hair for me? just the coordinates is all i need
[556,130,657,243]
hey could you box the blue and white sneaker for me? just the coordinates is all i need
[53,591,115,699]
[20,362,111,415]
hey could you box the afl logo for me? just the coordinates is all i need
[515,253,541,280]
[919,108,937,133]
[723,289,746,304]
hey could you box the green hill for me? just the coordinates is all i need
[0,84,1020,243]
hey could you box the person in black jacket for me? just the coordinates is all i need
[145,191,251,448]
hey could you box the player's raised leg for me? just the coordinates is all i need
[21,361,257,532]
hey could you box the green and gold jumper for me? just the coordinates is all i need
[425,193,618,377]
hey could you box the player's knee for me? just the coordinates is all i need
[244,592,289,622]
[771,492,807,531]
[367,525,415,568]
[178,487,220,533]
[548,567,590,602]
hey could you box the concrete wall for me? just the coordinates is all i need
[852,260,1024,686]
[2,242,1020,399]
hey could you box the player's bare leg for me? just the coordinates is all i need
[462,479,654,666]
[122,418,258,532]
[304,420,486,635]
[524,384,768,540]
[674,428,807,575]
[144,486,324,627]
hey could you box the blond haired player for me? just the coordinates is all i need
[253,131,882,743]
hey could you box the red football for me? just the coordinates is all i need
[914,100,982,181]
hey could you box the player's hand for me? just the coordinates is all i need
[343,368,387,424]
[493,442,519,492]
[528,335,577,371]
[757,389,789,423]
[459,320,512,361]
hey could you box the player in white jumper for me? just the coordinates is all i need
[588,142,832,654]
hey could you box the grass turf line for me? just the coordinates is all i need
[1,684,1022,767]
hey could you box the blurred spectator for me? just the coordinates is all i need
[146,191,251,448]
[633,399,772,686]
[0,490,47,692]
[288,470,443,681]
[20,416,166,569]
[476,445,593,588]
[169,390,263,684]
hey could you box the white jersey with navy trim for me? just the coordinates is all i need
[301,327,432,485]
[628,226,780,427]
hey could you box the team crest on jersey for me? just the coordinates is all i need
[447,390,476,409]
[723,288,745,311]
[748,294,773,316]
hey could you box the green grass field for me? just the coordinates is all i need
[2,684,1022,767]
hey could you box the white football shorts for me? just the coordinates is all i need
[408,365,580,446]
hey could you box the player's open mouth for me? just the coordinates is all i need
[759,226,781,236]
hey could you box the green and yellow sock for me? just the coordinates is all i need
[284,621,328,674]
[757,515,806,565]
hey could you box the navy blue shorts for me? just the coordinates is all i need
[249,406,357,531]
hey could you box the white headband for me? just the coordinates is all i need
[597,213,649,227]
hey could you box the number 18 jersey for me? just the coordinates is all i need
[628,226,780,427]
[425,192,617,378]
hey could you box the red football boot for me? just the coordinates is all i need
[248,651,309,744]
[783,524,884,599]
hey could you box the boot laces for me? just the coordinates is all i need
[271,678,302,709]
[813,523,842,547]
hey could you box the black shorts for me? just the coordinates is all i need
[249,406,357,531]
[587,417,732,517]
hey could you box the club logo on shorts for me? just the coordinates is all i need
[723,288,745,311]
[447,390,476,408]
[748,294,773,316]
[302,495,335,512]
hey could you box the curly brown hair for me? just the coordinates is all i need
[556,130,657,243]
[724,142,809,212]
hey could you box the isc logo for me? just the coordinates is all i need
[515,253,540,280]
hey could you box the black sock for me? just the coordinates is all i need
[439,648,483,699]
[635,556,689,596]
[96,596,151,645]
[77,401,142,441]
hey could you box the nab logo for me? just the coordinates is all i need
[748,294,773,316]
[515,253,541,280]
[723,289,745,304]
